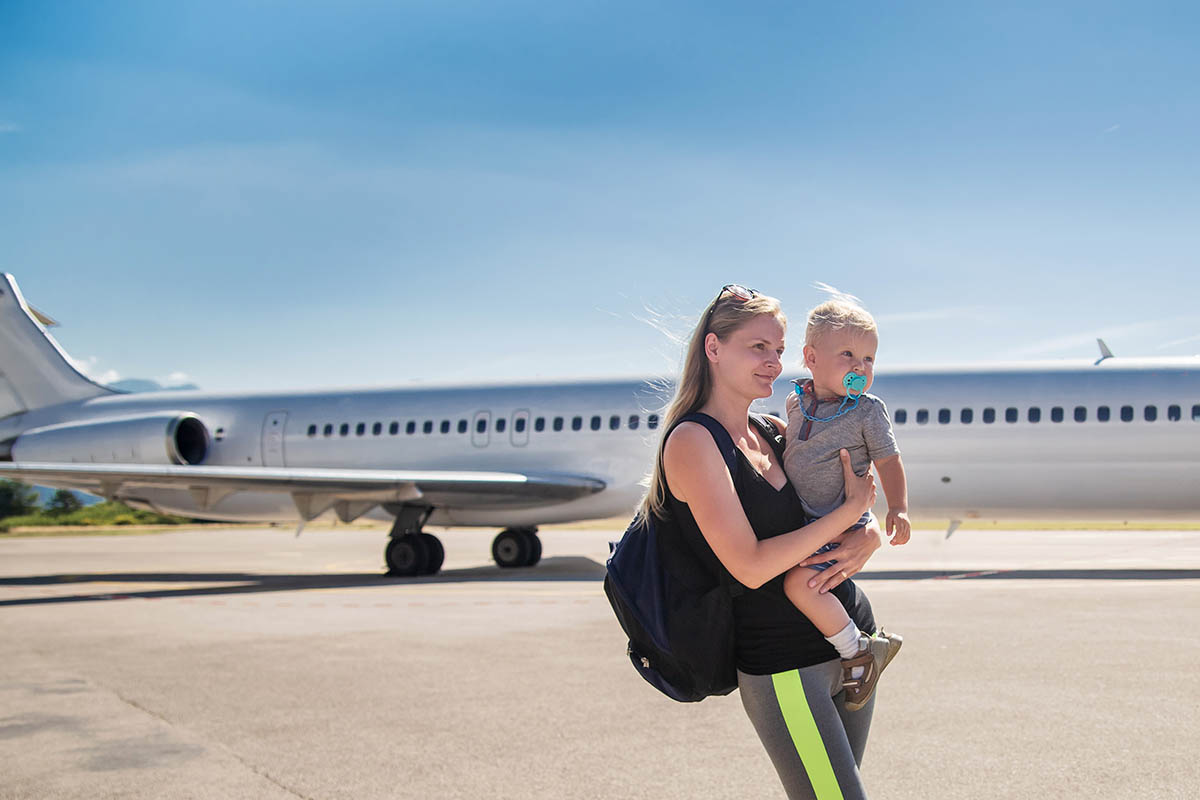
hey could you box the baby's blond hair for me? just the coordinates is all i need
[805,285,876,346]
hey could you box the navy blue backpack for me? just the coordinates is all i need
[604,413,779,702]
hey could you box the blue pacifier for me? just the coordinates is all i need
[843,372,868,397]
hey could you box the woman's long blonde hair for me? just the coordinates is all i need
[636,289,785,522]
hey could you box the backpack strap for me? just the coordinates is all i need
[673,411,768,597]
[749,413,786,460]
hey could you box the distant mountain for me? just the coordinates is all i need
[108,379,200,392]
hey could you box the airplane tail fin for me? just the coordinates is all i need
[0,274,117,417]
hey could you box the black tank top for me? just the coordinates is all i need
[664,414,876,675]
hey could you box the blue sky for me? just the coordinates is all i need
[2,1,1198,392]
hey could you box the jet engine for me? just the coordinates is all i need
[12,412,210,465]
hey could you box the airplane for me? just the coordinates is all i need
[1,273,1197,576]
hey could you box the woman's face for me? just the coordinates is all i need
[706,313,786,400]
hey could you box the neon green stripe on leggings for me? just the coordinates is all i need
[771,670,845,800]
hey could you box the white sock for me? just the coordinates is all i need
[825,621,863,660]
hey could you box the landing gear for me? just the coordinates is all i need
[385,507,444,577]
[491,527,542,568]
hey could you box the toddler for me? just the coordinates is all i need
[781,294,909,710]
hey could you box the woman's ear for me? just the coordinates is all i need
[704,332,721,363]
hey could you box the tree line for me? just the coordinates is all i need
[0,479,191,532]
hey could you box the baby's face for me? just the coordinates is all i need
[803,329,878,396]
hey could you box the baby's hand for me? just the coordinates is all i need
[886,509,911,546]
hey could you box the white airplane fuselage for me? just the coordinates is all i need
[4,358,1198,525]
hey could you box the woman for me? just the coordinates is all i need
[643,285,884,799]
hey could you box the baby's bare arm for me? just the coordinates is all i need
[874,453,911,545]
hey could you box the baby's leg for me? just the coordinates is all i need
[783,565,852,637]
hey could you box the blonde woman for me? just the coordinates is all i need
[646,285,886,800]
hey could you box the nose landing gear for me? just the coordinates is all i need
[491,527,542,568]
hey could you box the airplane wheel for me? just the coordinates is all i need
[386,534,430,577]
[492,529,530,568]
[524,531,542,567]
[419,533,445,575]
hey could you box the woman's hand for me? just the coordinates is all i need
[796,519,883,594]
[840,448,876,515]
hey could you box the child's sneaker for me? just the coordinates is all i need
[841,628,903,711]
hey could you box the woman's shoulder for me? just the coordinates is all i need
[663,420,718,460]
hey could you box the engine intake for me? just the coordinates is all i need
[13,412,211,465]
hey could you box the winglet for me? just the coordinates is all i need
[945,519,962,540]
[1095,338,1114,365]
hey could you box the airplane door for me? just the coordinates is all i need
[512,409,530,447]
[472,411,490,448]
[262,411,288,466]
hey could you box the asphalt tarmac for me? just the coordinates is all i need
[2,525,1198,799]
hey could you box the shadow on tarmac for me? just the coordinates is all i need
[0,556,608,607]
[2,562,1198,607]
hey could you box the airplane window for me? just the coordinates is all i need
[916,409,929,425]
[516,417,527,433]
[1051,407,1064,423]
[340,423,350,437]
[628,415,640,430]
[1028,407,1040,423]
[1074,406,1087,422]
[983,407,995,424]
[610,415,620,430]
[407,421,416,435]
[389,421,400,435]
[1005,408,1018,423]
[553,416,564,432]
[458,419,468,433]
[938,409,950,424]
[496,418,507,433]
[534,417,545,432]
[648,414,660,429]
[355,423,365,436]
[307,424,317,437]
[323,424,333,437]
[1144,405,1157,422]
[440,420,451,434]
[960,408,973,424]
[1120,405,1133,422]
[572,416,583,431]
[373,422,382,436]
[591,415,602,431]
[1168,405,1181,421]
[422,420,433,434]
[476,418,487,434]
[894,409,907,424]
[1097,406,1110,422]
[1193,404,1200,421]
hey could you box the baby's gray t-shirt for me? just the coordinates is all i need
[783,383,900,519]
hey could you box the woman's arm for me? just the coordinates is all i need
[663,423,875,589]
[795,520,883,593]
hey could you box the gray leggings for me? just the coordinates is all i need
[738,660,875,800]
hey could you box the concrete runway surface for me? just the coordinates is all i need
[2,525,1198,799]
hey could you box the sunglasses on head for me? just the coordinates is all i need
[705,284,759,326]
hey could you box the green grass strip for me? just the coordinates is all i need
[771,669,845,800]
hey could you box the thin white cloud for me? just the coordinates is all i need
[1103,124,1120,134]
[1006,320,1165,358]
[68,354,121,384]
[875,306,992,325]
[1155,333,1200,350]
[0,122,20,134]
[164,370,191,385]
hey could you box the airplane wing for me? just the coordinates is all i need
[0,462,606,521]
